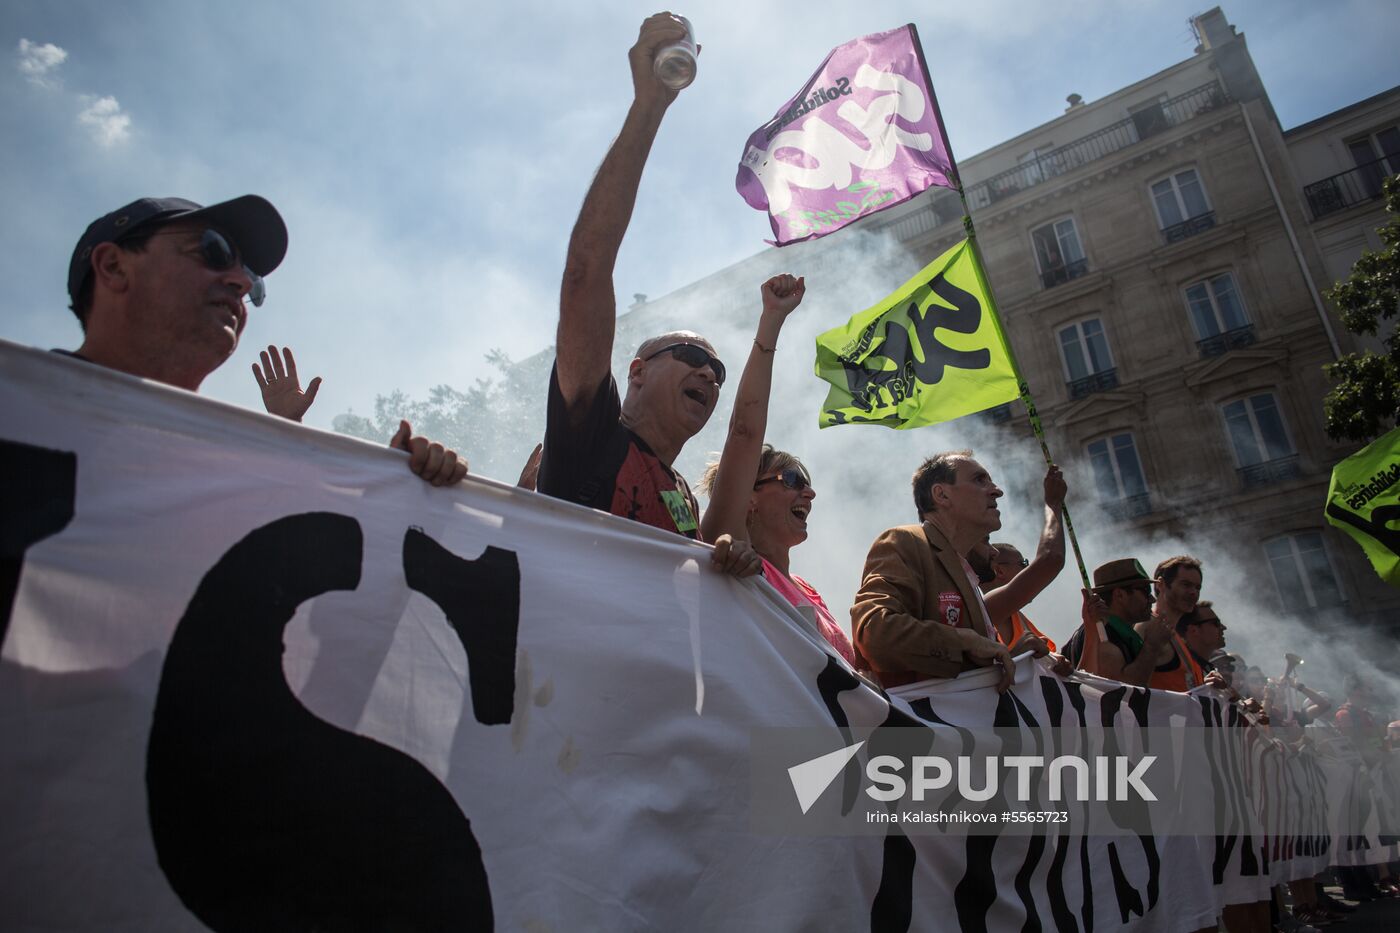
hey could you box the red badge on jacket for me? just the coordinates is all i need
[938,590,964,627]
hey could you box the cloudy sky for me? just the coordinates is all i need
[4,0,1397,428]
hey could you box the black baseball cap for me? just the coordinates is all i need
[67,195,288,302]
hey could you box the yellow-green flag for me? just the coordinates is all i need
[814,238,1020,428]
[1325,426,1400,586]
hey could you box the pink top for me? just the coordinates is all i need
[760,557,858,667]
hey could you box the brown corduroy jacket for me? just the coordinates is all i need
[850,520,990,688]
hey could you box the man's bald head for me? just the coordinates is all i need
[618,328,724,453]
[635,330,715,360]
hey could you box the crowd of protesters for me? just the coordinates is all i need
[44,11,1399,933]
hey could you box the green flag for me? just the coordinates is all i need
[1325,426,1400,586]
[814,238,1020,429]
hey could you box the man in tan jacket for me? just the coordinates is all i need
[852,450,1015,692]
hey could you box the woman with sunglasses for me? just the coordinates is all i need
[698,274,857,666]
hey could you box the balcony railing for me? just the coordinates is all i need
[1237,454,1300,487]
[1105,493,1152,520]
[1303,157,1398,220]
[965,82,1230,209]
[1161,211,1216,243]
[1067,368,1118,400]
[1041,257,1089,289]
[1197,323,1256,358]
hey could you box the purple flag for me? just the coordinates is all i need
[736,25,956,246]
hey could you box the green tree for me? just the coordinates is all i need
[1324,175,1400,443]
[333,349,550,483]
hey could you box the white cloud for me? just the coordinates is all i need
[77,95,131,147]
[14,40,134,147]
[16,38,68,88]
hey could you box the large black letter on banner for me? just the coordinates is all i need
[146,512,493,932]
[402,527,520,726]
[868,701,929,933]
[816,657,865,814]
[1099,686,1159,922]
[0,439,76,648]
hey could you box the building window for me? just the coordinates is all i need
[1304,125,1400,219]
[1185,273,1248,336]
[1058,317,1115,393]
[1348,125,1400,199]
[1087,433,1150,517]
[1185,272,1253,355]
[1151,169,1211,228]
[1222,392,1299,484]
[1129,98,1170,140]
[980,403,1013,424]
[1032,218,1087,288]
[1348,126,1400,174]
[1222,393,1292,465]
[1265,532,1344,610]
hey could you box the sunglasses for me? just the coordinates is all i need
[644,342,725,387]
[754,468,811,492]
[143,228,265,307]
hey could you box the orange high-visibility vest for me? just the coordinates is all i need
[997,609,1058,654]
[1146,633,1204,692]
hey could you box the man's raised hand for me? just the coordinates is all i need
[252,345,321,423]
[628,13,694,107]
[1081,587,1110,625]
[760,274,806,318]
[1043,464,1067,510]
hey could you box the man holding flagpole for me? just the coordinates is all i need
[539,13,758,577]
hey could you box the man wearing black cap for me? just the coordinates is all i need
[63,195,467,485]
[66,195,286,391]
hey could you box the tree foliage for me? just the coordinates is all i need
[1324,175,1400,442]
[333,349,550,483]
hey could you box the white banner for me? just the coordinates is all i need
[0,341,1383,931]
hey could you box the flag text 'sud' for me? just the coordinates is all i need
[735,25,955,246]
[815,239,1020,429]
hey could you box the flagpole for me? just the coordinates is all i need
[956,225,1092,590]
[907,25,1092,602]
